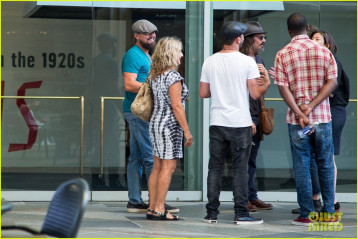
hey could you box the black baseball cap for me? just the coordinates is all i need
[221,21,248,41]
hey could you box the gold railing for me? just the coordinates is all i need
[98,96,356,178]
[265,97,357,102]
[3,95,355,180]
[1,96,85,177]
[99,96,125,179]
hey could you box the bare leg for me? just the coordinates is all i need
[154,159,177,219]
[312,194,321,200]
[148,156,162,213]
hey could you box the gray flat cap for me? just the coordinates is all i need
[132,19,158,34]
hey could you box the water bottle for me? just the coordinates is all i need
[297,122,319,138]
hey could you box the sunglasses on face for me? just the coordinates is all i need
[142,32,156,36]
[256,35,267,41]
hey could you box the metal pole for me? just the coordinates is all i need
[99,97,104,179]
[80,96,84,177]
[99,97,124,179]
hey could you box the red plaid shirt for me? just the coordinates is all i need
[274,35,337,125]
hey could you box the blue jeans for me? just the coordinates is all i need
[310,153,321,196]
[248,115,261,201]
[124,112,153,204]
[206,126,252,217]
[288,122,335,218]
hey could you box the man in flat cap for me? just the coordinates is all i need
[199,21,270,224]
[122,19,178,214]
[240,21,273,212]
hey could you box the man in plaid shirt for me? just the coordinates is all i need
[274,13,337,226]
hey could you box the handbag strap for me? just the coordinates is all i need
[145,77,151,86]
[260,96,265,110]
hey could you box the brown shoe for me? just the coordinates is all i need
[250,199,273,210]
[248,202,257,212]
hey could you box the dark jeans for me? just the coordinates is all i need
[310,105,346,196]
[248,115,261,201]
[206,125,252,217]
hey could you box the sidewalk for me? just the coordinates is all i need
[2,201,356,238]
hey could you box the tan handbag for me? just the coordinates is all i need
[130,78,153,122]
[259,97,274,135]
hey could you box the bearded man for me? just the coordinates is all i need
[122,19,178,214]
[240,21,273,212]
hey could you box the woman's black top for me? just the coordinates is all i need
[330,53,350,107]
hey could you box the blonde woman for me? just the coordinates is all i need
[146,37,192,220]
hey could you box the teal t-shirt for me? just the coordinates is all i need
[122,45,151,112]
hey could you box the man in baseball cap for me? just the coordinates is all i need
[240,21,273,212]
[122,19,179,214]
[200,21,270,224]
[221,21,248,45]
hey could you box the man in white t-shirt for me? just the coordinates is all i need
[199,21,270,225]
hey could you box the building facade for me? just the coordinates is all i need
[1,1,356,202]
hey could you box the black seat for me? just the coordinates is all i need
[2,178,89,238]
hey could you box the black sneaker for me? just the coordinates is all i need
[127,202,148,213]
[164,203,179,213]
[334,202,340,212]
[292,200,322,215]
[234,216,263,225]
[313,199,322,212]
[204,215,217,223]
[291,208,300,214]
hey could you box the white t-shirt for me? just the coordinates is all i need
[200,51,260,127]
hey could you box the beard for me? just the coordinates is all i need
[140,39,156,52]
[255,45,265,55]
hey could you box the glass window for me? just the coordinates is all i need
[2,1,92,190]
[1,1,356,198]
[212,1,356,194]
[1,1,204,193]
[90,2,205,192]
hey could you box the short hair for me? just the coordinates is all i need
[222,38,237,46]
[287,13,307,34]
[221,21,247,45]
[310,29,338,54]
[148,37,183,81]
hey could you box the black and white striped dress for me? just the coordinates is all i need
[149,70,189,159]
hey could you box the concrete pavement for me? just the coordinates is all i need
[1,201,356,238]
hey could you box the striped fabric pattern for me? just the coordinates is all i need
[149,70,189,159]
